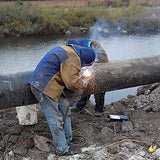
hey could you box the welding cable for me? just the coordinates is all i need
[69,135,87,147]
[63,105,87,147]
[102,139,153,160]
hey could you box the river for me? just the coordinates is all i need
[0,33,160,104]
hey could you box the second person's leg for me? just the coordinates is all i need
[94,92,105,113]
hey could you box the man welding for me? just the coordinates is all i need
[28,43,96,155]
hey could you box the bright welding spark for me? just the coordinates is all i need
[83,69,91,78]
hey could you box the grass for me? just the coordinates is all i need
[0,2,160,36]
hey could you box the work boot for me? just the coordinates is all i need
[69,136,81,144]
[70,104,81,112]
[60,147,78,156]
[94,111,104,117]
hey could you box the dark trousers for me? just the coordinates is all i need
[76,92,105,112]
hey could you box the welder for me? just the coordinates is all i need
[28,44,96,155]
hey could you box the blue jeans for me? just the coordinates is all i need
[31,86,72,154]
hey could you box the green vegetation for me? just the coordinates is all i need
[0,2,160,36]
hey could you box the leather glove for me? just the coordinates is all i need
[82,78,89,88]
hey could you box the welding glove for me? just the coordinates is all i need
[82,78,89,88]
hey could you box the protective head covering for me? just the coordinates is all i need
[80,47,95,67]
[66,38,91,47]
[66,39,95,66]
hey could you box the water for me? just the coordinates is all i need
[0,33,160,104]
[90,33,160,104]
[0,35,84,74]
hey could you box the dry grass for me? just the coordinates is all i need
[1,0,160,7]
[0,0,103,7]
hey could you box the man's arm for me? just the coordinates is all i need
[60,60,87,92]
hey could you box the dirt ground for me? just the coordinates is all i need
[0,83,160,160]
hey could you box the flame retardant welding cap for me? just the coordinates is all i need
[80,47,95,67]
[66,40,95,67]
[66,38,91,47]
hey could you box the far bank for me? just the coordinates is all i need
[0,3,160,36]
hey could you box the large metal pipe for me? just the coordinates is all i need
[0,55,160,109]
[0,72,37,108]
[94,55,160,93]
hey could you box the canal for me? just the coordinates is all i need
[0,33,160,104]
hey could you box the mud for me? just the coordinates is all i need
[0,83,160,160]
